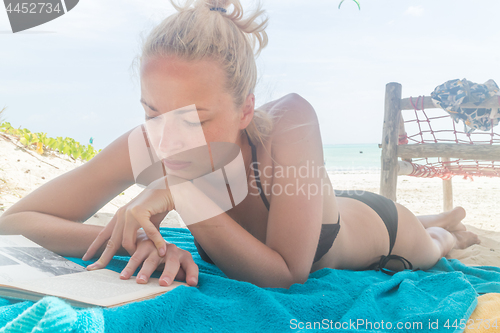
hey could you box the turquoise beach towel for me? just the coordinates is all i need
[1,227,499,333]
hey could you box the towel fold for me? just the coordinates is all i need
[0,297,103,333]
[0,227,499,333]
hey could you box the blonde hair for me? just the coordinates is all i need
[139,0,275,146]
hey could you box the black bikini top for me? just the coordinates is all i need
[244,130,340,263]
[191,131,340,265]
[245,129,270,209]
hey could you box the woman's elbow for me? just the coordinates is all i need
[0,213,18,234]
[274,267,310,289]
[278,275,308,289]
[249,269,307,289]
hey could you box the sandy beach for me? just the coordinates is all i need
[1,131,499,267]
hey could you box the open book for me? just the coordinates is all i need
[0,235,190,308]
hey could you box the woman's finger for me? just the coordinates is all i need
[154,260,189,282]
[136,253,164,284]
[121,204,169,254]
[130,206,167,257]
[121,210,140,255]
[179,251,199,286]
[82,213,117,261]
[158,244,181,286]
[86,211,126,270]
[119,247,150,280]
[174,266,186,282]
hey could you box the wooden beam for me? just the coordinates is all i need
[400,96,436,110]
[380,83,402,201]
[398,143,500,160]
[400,96,500,111]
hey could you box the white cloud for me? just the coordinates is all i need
[404,6,424,17]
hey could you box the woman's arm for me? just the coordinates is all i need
[0,211,129,257]
[188,93,325,288]
[0,128,138,257]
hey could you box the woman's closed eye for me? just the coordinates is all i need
[184,120,204,127]
[145,114,161,121]
[145,115,206,126]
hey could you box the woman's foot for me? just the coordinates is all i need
[451,230,481,249]
[418,206,480,249]
[442,206,466,231]
[444,207,467,232]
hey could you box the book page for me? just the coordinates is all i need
[4,269,191,307]
[0,235,85,284]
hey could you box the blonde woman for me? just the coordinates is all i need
[0,0,479,289]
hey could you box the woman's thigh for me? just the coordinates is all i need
[386,202,442,271]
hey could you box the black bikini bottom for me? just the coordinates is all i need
[334,190,414,275]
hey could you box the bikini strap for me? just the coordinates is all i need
[244,130,270,210]
[367,254,414,276]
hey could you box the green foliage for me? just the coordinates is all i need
[0,122,102,162]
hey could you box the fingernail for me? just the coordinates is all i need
[138,274,147,282]
[87,264,97,270]
[191,277,198,285]
[159,246,166,257]
[120,272,127,279]
[162,277,171,285]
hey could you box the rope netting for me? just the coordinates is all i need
[399,96,500,180]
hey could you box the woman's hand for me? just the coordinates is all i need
[118,229,199,286]
[82,176,176,268]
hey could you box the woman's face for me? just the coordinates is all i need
[140,55,252,179]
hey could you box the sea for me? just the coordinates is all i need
[323,144,381,173]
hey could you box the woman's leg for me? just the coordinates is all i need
[386,203,480,271]
[416,206,481,249]
[416,206,466,231]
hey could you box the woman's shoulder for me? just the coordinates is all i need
[260,93,316,118]
[261,93,319,140]
[257,93,321,165]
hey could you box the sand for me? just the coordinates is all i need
[1,131,499,266]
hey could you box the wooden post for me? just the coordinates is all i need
[442,157,453,212]
[380,82,402,201]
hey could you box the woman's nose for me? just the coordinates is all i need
[158,124,185,157]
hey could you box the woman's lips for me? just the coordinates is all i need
[162,159,191,170]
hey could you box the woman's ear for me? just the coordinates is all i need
[239,93,255,130]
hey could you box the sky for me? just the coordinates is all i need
[1,0,499,150]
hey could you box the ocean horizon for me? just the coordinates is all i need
[323,143,381,173]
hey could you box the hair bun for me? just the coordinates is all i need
[206,0,230,9]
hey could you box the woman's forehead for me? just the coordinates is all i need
[140,56,233,110]
[140,55,225,82]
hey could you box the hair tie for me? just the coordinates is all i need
[210,7,227,13]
